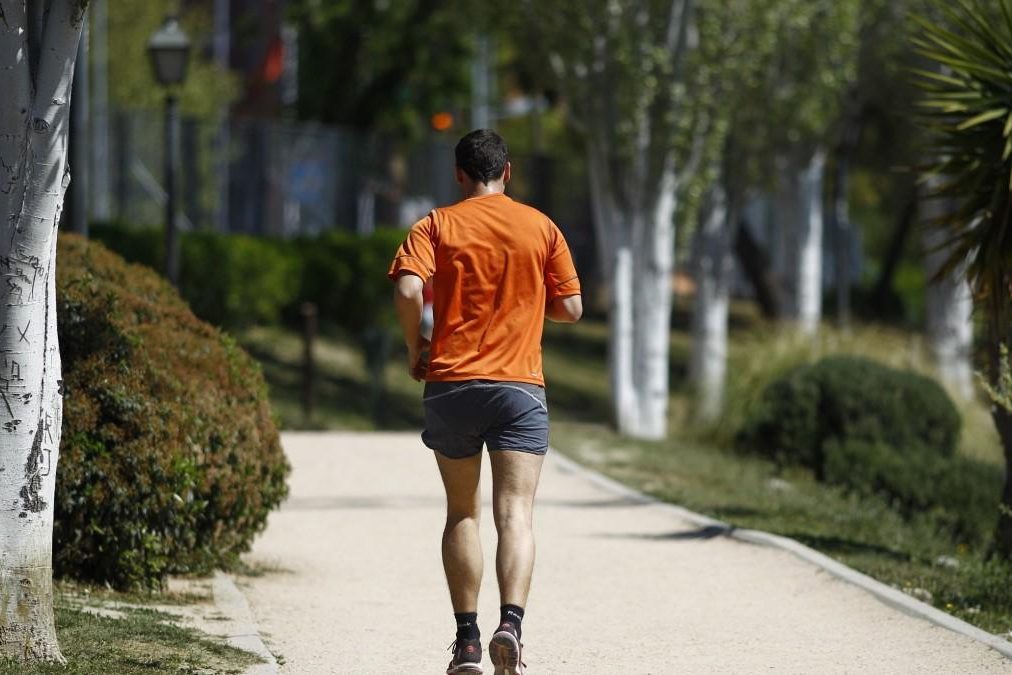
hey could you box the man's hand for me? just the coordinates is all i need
[393,273,428,381]
[408,336,430,381]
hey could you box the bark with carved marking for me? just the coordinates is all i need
[0,0,87,662]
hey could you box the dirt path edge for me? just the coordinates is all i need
[212,571,280,674]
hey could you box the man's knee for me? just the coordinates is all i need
[446,498,481,527]
[494,498,533,532]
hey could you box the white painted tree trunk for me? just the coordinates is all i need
[690,184,732,422]
[0,0,86,662]
[603,161,677,440]
[777,149,826,336]
[921,182,974,400]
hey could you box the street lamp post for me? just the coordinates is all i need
[147,16,191,287]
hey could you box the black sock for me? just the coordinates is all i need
[454,612,479,642]
[500,604,525,639]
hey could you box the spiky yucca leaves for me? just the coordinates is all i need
[912,0,1012,558]
[912,1,1012,317]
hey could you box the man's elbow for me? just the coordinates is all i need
[554,295,583,323]
[394,274,424,303]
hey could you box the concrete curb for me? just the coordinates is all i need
[549,450,1012,661]
[212,571,280,674]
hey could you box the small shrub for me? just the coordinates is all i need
[736,355,960,473]
[292,228,404,334]
[180,232,300,327]
[822,439,1001,544]
[55,234,290,588]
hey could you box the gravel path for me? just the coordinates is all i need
[239,431,1011,674]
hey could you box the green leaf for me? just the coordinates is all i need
[957,108,1009,130]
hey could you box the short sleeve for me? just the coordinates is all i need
[545,221,581,301]
[388,213,437,281]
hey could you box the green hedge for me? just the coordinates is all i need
[89,222,402,335]
[736,356,998,543]
[56,234,290,588]
[736,355,960,473]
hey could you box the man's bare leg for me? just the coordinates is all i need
[434,451,484,612]
[489,450,544,607]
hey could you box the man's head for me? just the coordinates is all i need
[455,129,510,188]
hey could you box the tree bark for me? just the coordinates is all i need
[605,161,677,440]
[990,291,1012,558]
[830,146,852,328]
[871,189,916,314]
[691,183,733,421]
[921,180,974,400]
[777,149,826,336]
[0,0,86,663]
[733,214,783,319]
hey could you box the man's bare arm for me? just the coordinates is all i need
[394,273,427,379]
[546,295,583,323]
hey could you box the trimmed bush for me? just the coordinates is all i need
[90,223,300,328]
[822,439,1001,544]
[90,222,403,335]
[55,234,289,588]
[180,232,300,328]
[736,355,960,474]
[292,228,403,335]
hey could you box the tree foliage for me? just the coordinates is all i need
[107,0,238,117]
[289,0,474,138]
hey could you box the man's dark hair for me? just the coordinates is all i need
[455,129,508,184]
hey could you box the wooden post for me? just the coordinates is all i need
[301,302,317,422]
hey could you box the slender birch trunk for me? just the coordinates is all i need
[0,0,86,662]
[690,183,732,422]
[777,150,826,336]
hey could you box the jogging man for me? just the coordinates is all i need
[388,129,582,675]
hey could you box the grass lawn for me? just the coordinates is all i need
[1,582,261,674]
[236,306,1012,637]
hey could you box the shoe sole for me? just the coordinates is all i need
[447,665,483,674]
[489,631,522,675]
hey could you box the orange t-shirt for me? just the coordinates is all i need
[387,192,580,386]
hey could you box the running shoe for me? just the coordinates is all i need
[446,638,483,674]
[489,623,525,675]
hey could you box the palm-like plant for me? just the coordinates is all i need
[912,0,1012,556]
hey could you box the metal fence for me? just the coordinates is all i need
[98,108,595,266]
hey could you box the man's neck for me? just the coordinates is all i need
[463,181,506,199]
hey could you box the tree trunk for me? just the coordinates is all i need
[921,181,974,400]
[776,150,826,335]
[990,293,1012,557]
[871,190,916,314]
[830,148,852,328]
[0,0,85,663]
[630,163,677,440]
[691,184,733,422]
[733,214,783,319]
[792,149,826,335]
[605,163,677,440]
[609,242,639,433]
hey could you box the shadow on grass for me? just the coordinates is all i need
[784,533,913,563]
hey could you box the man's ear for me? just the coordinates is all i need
[455,166,466,185]
[502,161,511,184]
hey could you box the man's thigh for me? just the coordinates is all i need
[489,450,544,505]
[434,451,482,515]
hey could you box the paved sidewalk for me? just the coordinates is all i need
[239,432,1011,674]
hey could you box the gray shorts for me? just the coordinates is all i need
[422,380,549,459]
